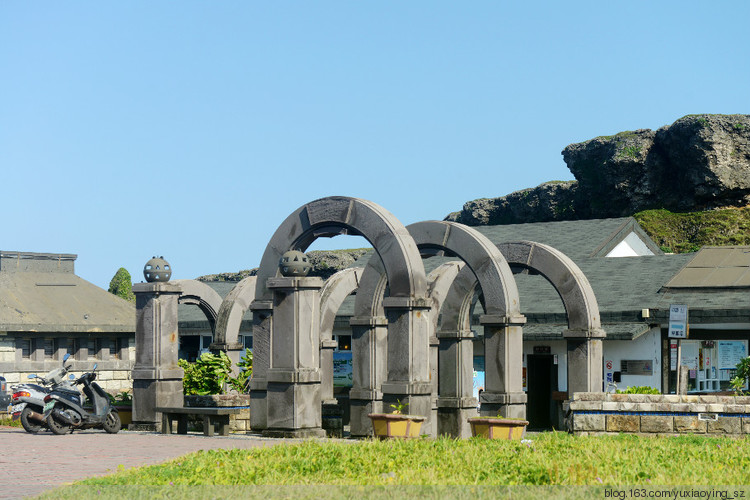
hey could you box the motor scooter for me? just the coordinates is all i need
[10,353,75,433]
[43,363,121,435]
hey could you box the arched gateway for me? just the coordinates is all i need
[249,196,430,437]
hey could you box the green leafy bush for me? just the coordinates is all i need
[108,267,135,303]
[730,356,750,395]
[227,349,253,393]
[179,352,233,395]
[615,386,660,394]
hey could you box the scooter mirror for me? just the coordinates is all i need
[69,374,76,380]
[93,363,98,371]
[28,374,37,379]
[63,353,71,362]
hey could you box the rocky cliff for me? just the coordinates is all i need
[447,114,750,225]
[197,249,369,282]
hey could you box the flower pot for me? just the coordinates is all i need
[115,406,132,426]
[368,413,425,439]
[468,417,528,440]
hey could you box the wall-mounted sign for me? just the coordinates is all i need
[333,351,353,387]
[620,359,653,376]
[718,341,748,369]
[668,304,688,338]
[533,346,551,354]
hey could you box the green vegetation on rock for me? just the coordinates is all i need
[634,207,750,253]
[107,267,135,303]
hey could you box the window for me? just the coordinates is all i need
[17,339,31,359]
[103,338,117,360]
[87,339,97,359]
[44,338,54,358]
[242,335,253,351]
[337,335,351,351]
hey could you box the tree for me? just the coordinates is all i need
[108,267,135,303]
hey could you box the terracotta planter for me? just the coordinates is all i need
[469,417,528,440]
[368,413,425,439]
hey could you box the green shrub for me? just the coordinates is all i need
[730,356,750,395]
[179,352,233,395]
[108,267,135,303]
[615,386,660,394]
[227,349,253,393]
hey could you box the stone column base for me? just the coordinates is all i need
[262,428,327,439]
[128,422,159,432]
[437,407,478,438]
[349,398,383,437]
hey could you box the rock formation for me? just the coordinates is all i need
[446,114,750,225]
[197,249,369,282]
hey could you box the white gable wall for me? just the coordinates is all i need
[606,231,656,257]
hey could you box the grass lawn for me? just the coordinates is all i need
[52,432,750,487]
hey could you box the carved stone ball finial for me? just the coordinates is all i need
[279,250,310,277]
[144,256,172,283]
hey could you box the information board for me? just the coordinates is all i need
[333,351,353,387]
[718,340,748,370]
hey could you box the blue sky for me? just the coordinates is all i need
[2,2,748,289]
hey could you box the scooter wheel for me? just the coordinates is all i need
[46,413,72,435]
[20,406,43,434]
[103,410,121,434]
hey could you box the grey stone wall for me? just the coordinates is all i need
[566,392,750,436]
[184,394,251,433]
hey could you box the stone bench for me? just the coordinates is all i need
[156,406,243,437]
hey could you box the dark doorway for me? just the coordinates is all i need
[526,354,557,430]
[179,335,201,362]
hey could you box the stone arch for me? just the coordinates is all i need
[319,267,363,405]
[496,241,605,394]
[253,197,427,302]
[250,196,430,435]
[171,279,222,333]
[496,241,602,332]
[210,276,257,372]
[406,220,527,433]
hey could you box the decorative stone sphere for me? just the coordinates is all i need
[144,256,172,282]
[279,250,311,277]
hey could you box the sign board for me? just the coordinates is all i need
[533,346,551,354]
[718,340,748,369]
[333,351,353,387]
[681,341,699,370]
[670,340,678,370]
[620,359,653,376]
[668,304,688,338]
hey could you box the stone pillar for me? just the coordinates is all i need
[320,337,338,405]
[130,282,184,431]
[428,335,439,437]
[263,277,326,438]
[380,297,433,436]
[348,316,388,437]
[436,328,477,438]
[248,300,272,431]
[564,328,606,395]
[480,314,527,419]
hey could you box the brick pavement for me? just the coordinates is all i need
[0,425,294,499]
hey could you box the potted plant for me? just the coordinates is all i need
[368,400,425,439]
[110,391,133,426]
[468,413,529,440]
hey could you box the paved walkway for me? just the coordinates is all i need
[0,425,293,499]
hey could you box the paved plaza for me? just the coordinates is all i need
[0,425,291,499]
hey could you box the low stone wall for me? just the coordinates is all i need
[184,394,251,433]
[566,393,750,436]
